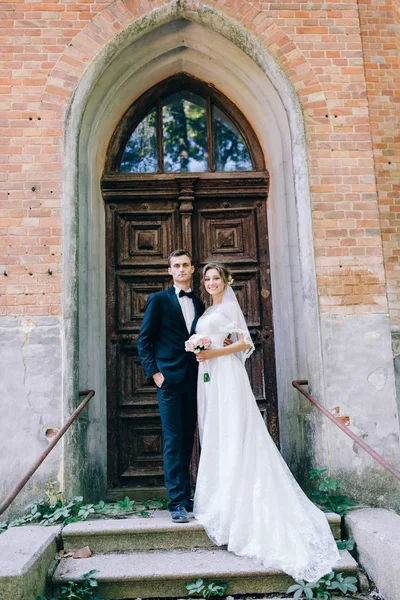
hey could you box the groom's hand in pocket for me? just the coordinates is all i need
[223,334,233,347]
[153,372,165,388]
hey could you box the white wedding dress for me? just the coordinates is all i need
[193,297,340,582]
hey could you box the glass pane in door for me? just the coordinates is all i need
[163,92,208,172]
[120,107,158,173]
[213,106,252,171]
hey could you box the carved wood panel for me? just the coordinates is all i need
[104,174,277,498]
[196,208,258,264]
[116,212,176,267]
[117,276,171,332]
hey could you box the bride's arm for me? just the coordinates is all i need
[196,334,251,361]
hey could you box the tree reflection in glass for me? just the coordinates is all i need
[120,108,158,173]
[213,106,252,171]
[119,91,255,173]
[163,92,208,172]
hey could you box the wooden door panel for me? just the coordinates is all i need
[106,203,176,496]
[117,276,170,332]
[193,191,277,437]
[119,414,164,483]
[196,208,258,264]
[105,175,277,497]
[117,344,165,487]
[246,346,265,401]
[116,210,178,267]
[118,350,155,407]
[230,271,261,327]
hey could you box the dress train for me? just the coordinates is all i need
[194,305,340,582]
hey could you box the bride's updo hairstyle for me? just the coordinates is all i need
[202,262,233,288]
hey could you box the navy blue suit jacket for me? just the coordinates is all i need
[137,287,205,385]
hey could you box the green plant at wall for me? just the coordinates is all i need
[36,569,105,600]
[287,571,358,599]
[186,578,228,599]
[0,482,97,530]
[306,469,356,516]
[0,481,169,533]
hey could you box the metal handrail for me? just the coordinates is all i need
[292,380,400,482]
[0,390,95,516]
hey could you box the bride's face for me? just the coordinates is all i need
[204,268,225,301]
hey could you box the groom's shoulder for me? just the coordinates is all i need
[147,287,172,303]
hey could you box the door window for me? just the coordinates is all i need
[163,92,208,173]
[213,105,252,172]
[119,89,253,173]
[120,107,158,173]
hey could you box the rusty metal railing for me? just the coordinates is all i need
[0,390,95,516]
[292,380,400,483]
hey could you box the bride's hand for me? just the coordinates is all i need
[196,349,215,362]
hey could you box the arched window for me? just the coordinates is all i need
[105,75,264,175]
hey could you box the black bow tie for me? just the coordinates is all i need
[179,290,194,299]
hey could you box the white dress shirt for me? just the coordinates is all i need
[174,285,195,333]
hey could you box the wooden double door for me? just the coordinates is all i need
[103,173,277,498]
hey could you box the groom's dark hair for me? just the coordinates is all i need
[168,249,193,266]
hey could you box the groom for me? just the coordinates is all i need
[137,249,204,523]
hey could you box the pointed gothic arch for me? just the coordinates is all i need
[62,10,325,501]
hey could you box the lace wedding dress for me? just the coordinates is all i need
[193,293,340,582]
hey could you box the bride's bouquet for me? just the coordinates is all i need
[185,334,212,382]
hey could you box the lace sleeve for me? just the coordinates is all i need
[218,301,255,363]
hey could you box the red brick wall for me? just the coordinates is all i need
[0,0,398,325]
[358,0,400,329]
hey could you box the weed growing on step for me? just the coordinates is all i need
[140,498,169,516]
[0,481,169,533]
[186,578,228,599]
[36,569,105,600]
[337,538,355,551]
[287,571,358,599]
[0,520,8,534]
[306,469,356,517]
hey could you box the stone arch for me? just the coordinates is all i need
[62,3,328,500]
[45,0,328,118]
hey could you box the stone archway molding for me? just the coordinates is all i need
[62,2,328,500]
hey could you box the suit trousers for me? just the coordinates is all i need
[157,373,197,511]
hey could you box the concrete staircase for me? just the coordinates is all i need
[52,511,360,599]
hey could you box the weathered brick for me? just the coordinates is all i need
[0,0,398,324]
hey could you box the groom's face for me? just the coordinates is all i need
[168,255,195,287]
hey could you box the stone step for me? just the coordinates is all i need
[53,548,358,599]
[0,525,61,600]
[62,510,341,554]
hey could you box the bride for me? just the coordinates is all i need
[193,262,340,582]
